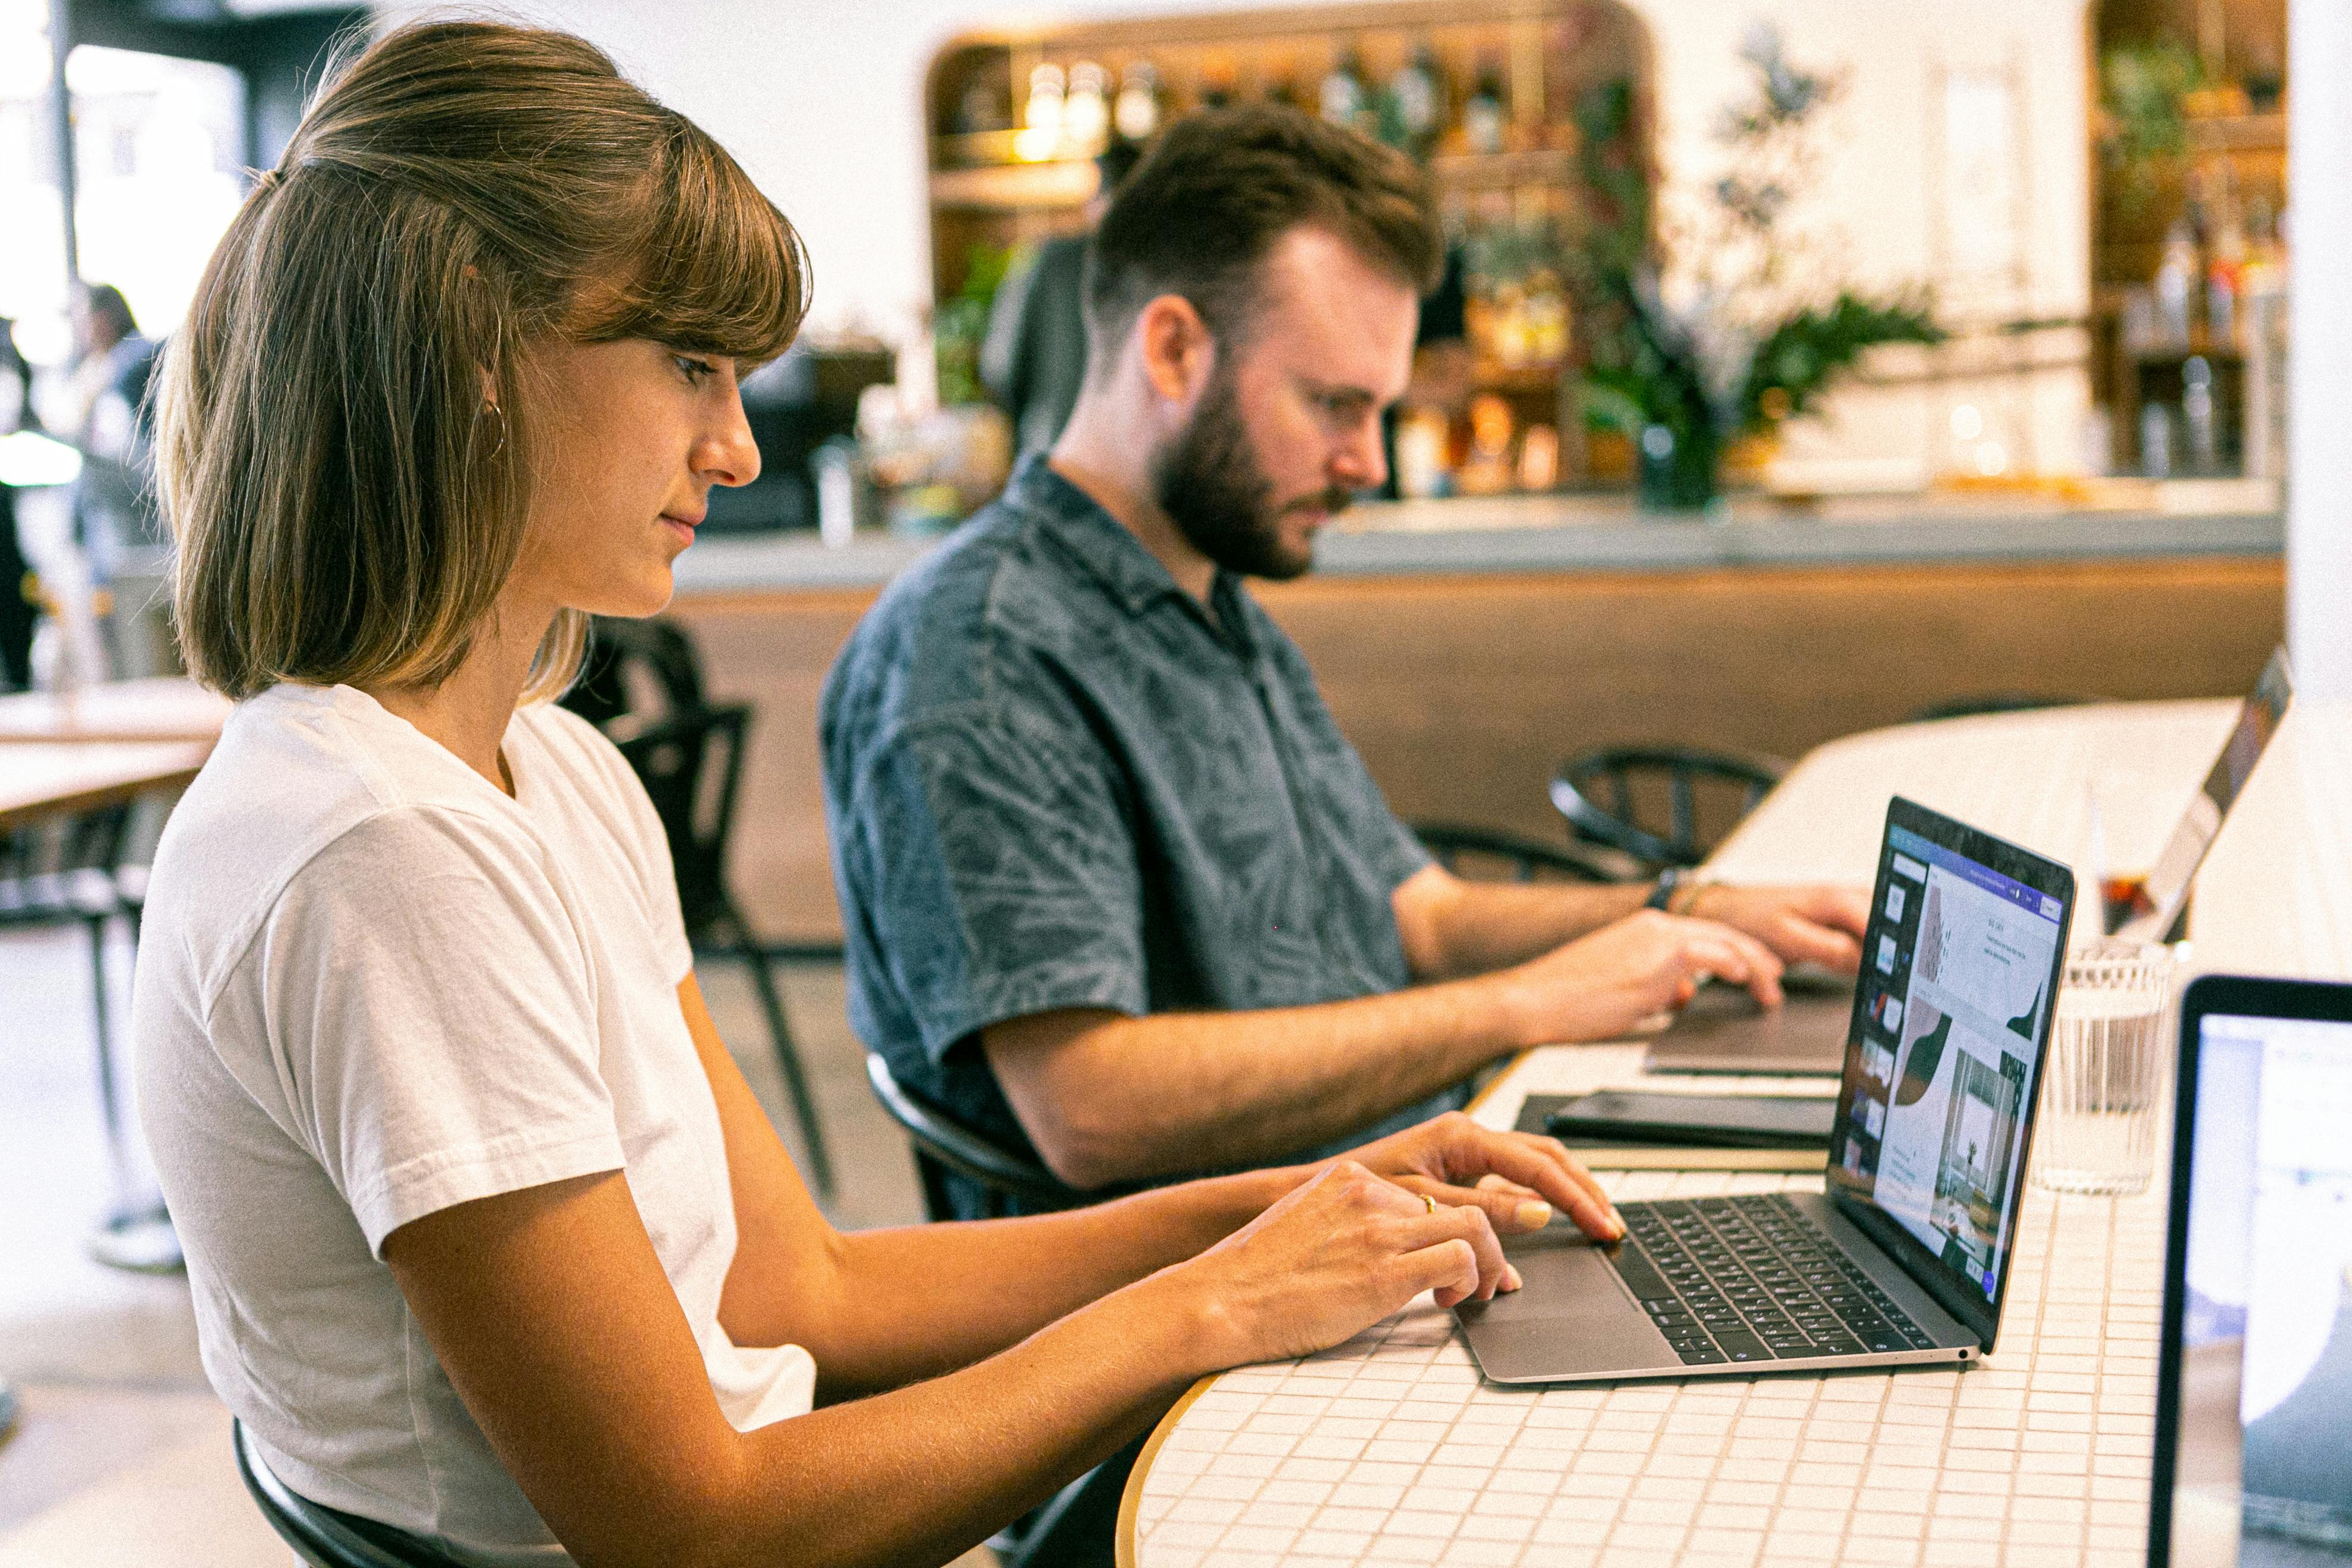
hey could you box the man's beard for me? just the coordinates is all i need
[1149,365,1351,581]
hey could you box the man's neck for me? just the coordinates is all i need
[1048,417,1216,603]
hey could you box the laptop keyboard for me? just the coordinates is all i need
[1610,1196,1940,1365]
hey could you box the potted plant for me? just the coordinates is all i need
[1578,26,1945,513]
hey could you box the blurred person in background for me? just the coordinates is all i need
[64,283,162,588]
[0,316,38,690]
[980,138,1145,460]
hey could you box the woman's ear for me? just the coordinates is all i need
[1133,293,1215,411]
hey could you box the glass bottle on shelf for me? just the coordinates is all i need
[1320,49,1376,136]
[1016,64,1065,162]
[1387,45,1446,159]
[1462,54,1509,156]
[1200,57,1238,110]
[2206,194,2247,349]
[1063,61,1111,154]
[1115,61,1161,142]
[2152,221,2196,347]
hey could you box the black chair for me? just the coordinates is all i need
[1550,745,1790,873]
[563,617,707,729]
[1,803,177,1265]
[612,703,834,1194]
[1905,692,2103,724]
[233,1420,462,1567]
[864,1051,1084,1220]
[1410,821,1616,884]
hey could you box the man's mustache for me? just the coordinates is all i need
[1282,486,1354,518]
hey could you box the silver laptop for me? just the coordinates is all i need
[2108,646,2291,942]
[1458,796,2075,1384]
[1645,647,2291,1079]
[2149,975,2352,1568]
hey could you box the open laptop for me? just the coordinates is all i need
[2109,646,2292,943]
[1458,796,2073,1384]
[2150,975,2352,1568]
[1647,647,2292,1078]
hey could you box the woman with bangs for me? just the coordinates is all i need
[133,21,1625,1567]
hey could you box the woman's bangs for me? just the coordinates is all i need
[612,124,808,368]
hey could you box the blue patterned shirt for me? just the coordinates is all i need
[820,457,1461,1204]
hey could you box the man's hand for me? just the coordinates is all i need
[1686,884,1870,972]
[1493,908,1785,1045]
[1340,1111,1624,1243]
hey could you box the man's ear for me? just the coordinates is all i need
[1133,293,1215,409]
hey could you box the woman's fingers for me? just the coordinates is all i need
[1411,1119,1624,1240]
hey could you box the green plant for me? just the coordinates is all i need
[932,243,1015,407]
[1575,26,1945,504]
[2099,41,2201,213]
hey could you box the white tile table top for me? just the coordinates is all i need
[1126,700,2279,1568]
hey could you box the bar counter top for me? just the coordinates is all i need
[668,479,2282,596]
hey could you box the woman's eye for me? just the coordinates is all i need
[674,355,717,384]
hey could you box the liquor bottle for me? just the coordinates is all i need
[2206,195,2247,348]
[1016,64,1064,162]
[1063,61,1110,154]
[1387,45,1445,158]
[1200,57,1237,110]
[1462,54,1508,155]
[1114,61,1161,142]
[2151,222,2196,348]
[1320,49,1374,135]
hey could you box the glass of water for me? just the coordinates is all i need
[2032,939,2176,1196]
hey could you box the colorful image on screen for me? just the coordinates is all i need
[2172,1015,2352,1568]
[1830,825,2064,1303]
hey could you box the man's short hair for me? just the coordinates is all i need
[1082,104,1441,368]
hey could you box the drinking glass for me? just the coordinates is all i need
[2032,939,2175,1196]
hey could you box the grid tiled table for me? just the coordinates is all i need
[1123,699,2264,1568]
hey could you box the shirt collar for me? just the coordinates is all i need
[1009,456,1260,657]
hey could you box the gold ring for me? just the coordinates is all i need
[1423,1194,1439,1215]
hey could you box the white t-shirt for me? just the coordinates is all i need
[133,684,815,1563]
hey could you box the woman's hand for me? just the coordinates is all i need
[1341,1110,1624,1243]
[1162,1159,1515,1368]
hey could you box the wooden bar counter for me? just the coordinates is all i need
[666,488,2284,944]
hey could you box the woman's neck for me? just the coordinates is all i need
[362,602,552,797]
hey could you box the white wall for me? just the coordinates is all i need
[382,0,2093,472]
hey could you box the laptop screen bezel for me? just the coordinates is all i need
[1823,795,2076,1353]
[2147,972,2352,1568]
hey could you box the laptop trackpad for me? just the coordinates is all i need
[1454,1231,1671,1382]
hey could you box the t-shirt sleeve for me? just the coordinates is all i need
[256,805,626,1256]
[842,707,1147,1065]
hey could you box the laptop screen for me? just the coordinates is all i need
[1826,811,2069,1313]
[2117,646,2292,941]
[2161,1000,2352,1567]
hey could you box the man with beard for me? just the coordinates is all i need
[821,106,1867,1217]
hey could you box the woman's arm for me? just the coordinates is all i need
[385,1142,1507,1567]
[682,978,1617,1398]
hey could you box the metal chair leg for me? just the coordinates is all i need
[735,938,835,1197]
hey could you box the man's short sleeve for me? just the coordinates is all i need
[842,709,1149,1065]
[254,807,625,1256]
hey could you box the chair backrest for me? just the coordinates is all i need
[233,1420,463,1568]
[0,803,133,920]
[562,617,708,731]
[1409,821,1618,884]
[863,1052,1088,1216]
[1550,745,1789,871]
[610,703,750,942]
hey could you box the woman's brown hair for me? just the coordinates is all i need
[160,20,807,701]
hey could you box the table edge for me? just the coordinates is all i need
[1112,1048,1537,1567]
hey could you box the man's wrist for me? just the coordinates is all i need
[1649,868,1715,919]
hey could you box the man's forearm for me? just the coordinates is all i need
[1405,874,1654,979]
[985,975,1537,1188]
